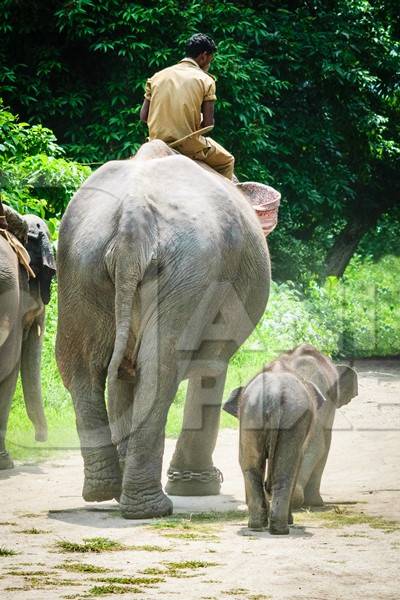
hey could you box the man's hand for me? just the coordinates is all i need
[201,100,215,128]
[140,99,150,123]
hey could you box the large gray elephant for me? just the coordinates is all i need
[56,140,270,519]
[0,206,56,469]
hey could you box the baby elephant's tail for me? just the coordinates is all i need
[264,409,280,497]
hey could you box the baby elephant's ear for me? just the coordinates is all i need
[336,365,358,408]
[223,387,243,418]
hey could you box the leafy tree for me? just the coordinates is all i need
[1,0,398,277]
[0,101,90,231]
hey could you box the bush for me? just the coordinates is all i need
[0,100,90,225]
[239,255,400,362]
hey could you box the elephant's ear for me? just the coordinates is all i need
[223,387,243,418]
[305,381,326,409]
[334,365,358,408]
[26,222,56,305]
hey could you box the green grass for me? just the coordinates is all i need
[6,576,82,590]
[148,510,247,541]
[296,505,400,533]
[6,255,400,461]
[85,584,141,596]
[17,528,49,535]
[0,547,18,556]
[7,570,49,576]
[139,561,219,580]
[58,563,113,574]
[128,544,171,552]
[163,531,219,540]
[56,537,126,553]
[162,560,219,570]
[56,537,173,554]
[94,576,163,585]
[149,510,247,529]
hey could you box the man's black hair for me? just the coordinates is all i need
[186,33,217,58]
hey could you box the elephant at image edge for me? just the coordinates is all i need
[0,207,56,469]
[56,140,270,519]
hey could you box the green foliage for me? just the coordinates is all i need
[1,1,399,275]
[0,101,90,222]
[0,103,62,159]
[244,254,400,360]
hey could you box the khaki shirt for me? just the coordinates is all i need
[144,58,216,143]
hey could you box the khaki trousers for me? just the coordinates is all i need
[173,135,235,180]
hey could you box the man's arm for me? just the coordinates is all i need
[201,100,215,128]
[140,99,150,123]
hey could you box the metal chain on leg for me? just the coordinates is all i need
[167,466,223,484]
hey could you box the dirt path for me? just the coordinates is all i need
[0,359,399,600]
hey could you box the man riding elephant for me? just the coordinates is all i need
[140,33,235,180]
[140,33,280,237]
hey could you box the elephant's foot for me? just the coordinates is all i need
[165,466,223,496]
[303,490,324,507]
[120,489,173,519]
[269,513,289,535]
[34,426,48,443]
[269,521,290,535]
[82,447,122,502]
[0,451,14,470]
[248,510,268,531]
[83,477,122,502]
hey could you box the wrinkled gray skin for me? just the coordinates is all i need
[0,207,56,469]
[55,141,270,519]
[224,361,321,534]
[224,344,358,533]
[287,345,358,508]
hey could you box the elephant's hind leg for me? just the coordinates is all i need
[69,366,121,502]
[166,369,227,496]
[269,417,310,535]
[107,377,135,473]
[303,430,332,507]
[119,325,181,519]
[239,430,268,530]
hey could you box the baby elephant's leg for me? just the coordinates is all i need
[270,416,310,534]
[303,430,332,506]
[240,431,268,530]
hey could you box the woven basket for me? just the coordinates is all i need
[237,182,281,236]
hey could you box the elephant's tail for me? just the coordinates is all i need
[265,407,280,497]
[107,200,156,391]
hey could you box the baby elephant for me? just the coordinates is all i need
[224,344,358,534]
[287,345,358,509]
